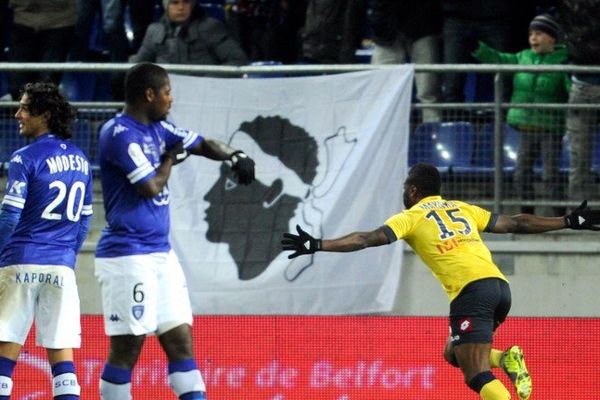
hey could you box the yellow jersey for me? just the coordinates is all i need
[383,195,507,302]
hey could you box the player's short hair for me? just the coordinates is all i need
[20,82,76,139]
[405,163,441,197]
[124,62,169,104]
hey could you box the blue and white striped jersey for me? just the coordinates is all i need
[0,133,93,268]
[95,113,202,258]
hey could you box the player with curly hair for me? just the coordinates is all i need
[0,82,93,399]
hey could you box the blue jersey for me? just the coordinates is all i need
[0,133,93,268]
[95,113,202,257]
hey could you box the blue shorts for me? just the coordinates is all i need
[449,278,511,345]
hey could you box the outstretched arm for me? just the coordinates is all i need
[321,228,390,252]
[491,200,600,233]
[281,225,390,259]
[491,213,566,234]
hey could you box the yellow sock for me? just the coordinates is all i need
[480,379,511,399]
[490,348,504,368]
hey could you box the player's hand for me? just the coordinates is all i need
[163,141,189,165]
[281,225,322,259]
[564,200,600,230]
[231,151,255,185]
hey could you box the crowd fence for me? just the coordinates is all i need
[1,63,599,214]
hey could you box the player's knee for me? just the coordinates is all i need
[108,336,145,367]
[160,325,194,359]
[467,370,495,393]
[443,347,460,368]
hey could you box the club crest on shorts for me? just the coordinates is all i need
[458,318,473,332]
[132,305,145,320]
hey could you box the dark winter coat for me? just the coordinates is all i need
[131,13,248,66]
[369,0,441,46]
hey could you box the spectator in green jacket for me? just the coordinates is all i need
[473,13,571,216]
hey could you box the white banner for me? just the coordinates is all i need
[168,66,413,314]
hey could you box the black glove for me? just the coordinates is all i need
[565,200,600,230]
[162,141,189,165]
[281,225,322,259]
[230,150,255,185]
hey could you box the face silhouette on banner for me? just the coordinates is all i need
[204,116,319,280]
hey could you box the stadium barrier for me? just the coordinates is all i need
[11,315,600,400]
[1,62,599,213]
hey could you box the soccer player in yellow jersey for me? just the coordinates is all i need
[281,163,600,400]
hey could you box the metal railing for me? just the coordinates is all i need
[1,62,599,213]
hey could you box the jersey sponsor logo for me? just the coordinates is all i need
[15,272,64,287]
[142,142,159,160]
[10,154,22,164]
[152,186,170,206]
[458,318,473,333]
[436,237,459,255]
[8,180,26,195]
[112,123,128,136]
[132,305,145,320]
[109,314,121,322]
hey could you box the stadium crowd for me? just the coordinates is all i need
[0,0,573,100]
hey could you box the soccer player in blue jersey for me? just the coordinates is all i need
[95,62,255,400]
[0,82,93,400]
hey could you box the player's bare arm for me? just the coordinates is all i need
[491,200,600,234]
[281,225,389,259]
[321,228,390,252]
[135,158,174,198]
[189,138,237,160]
[188,138,256,185]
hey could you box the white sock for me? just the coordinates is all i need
[0,375,13,397]
[168,369,206,397]
[52,372,81,397]
[99,379,132,400]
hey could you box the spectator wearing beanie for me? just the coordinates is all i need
[529,14,560,42]
[472,13,571,216]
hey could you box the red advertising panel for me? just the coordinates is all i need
[11,316,600,399]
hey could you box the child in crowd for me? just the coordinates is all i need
[473,14,571,215]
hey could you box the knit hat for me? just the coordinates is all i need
[529,14,560,39]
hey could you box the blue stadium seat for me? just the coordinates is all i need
[71,119,93,162]
[592,129,600,174]
[409,122,436,166]
[480,123,520,172]
[0,119,25,163]
[197,0,225,21]
[61,73,97,101]
[431,122,475,172]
